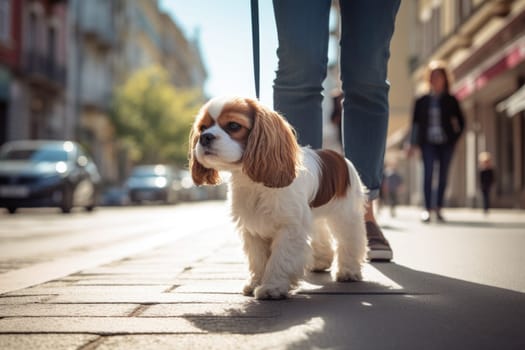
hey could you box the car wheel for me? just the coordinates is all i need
[7,207,17,214]
[85,192,97,212]
[61,184,74,214]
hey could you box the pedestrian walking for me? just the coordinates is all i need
[407,62,465,223]
[478,151,495,214]
[382,162,403,218]
[272,0,400,261]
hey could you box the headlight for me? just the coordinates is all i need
[155,177,167,188]
[55,161,68,174]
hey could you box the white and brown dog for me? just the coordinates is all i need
[189,96,367,299]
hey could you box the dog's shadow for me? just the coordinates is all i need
[183,263,525,349]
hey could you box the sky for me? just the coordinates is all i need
[159,0,279,107]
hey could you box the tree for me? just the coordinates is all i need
[111,65,202,166]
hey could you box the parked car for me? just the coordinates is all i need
[125,164,178,204]
[101,186,130,206]
[0,140,101,214]
[174,169,229,202]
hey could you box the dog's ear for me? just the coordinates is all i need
[242,98,300,188]
[188,115,221,186]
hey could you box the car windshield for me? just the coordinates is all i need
[131,165,169,178]
[0,147,69,162]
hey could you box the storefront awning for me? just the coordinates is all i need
[496,84,525,117]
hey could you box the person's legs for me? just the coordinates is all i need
[339,0,400,261]
[339,0,400,200]
[436,144,454,212]
[482,189,490,213]
[421,144,436,211]
[272,0,331,149]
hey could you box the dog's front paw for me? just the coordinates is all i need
[254,284,289,300]
[336,268,363,282]
[242,278,260,296]
[310,259,332,273]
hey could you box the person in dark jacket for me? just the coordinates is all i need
[408,64,465,222]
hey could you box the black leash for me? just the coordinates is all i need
[250,0,260,99]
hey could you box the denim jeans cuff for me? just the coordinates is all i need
[368,188,380,201]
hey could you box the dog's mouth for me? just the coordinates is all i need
[203,149,216,156]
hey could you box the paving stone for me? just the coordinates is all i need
[200,253,245,264]
[70,268,183,279]
[49,292,253,304]
[27,281,74,288]
[185,264,247,274]
[5,285,172,296]
[0,303,138,317]
[92,318,326,350]
[0,295,54,305]
[0,334,99,350]
[172,280,244,294]
[140,302,282,318]
[70,273,179,280]
[78,266,184,275]
[176,271,248,280]
[0,317,205,334]
[74,279,175,286]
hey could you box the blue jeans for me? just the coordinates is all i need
[273,0,400,199]
[420,143,455,210]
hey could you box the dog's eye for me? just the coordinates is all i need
[199,124,208,132]
[226,122,242,132]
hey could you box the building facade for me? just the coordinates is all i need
[409,0,525,208]
[68,0,207,184]
[68,0,120,182]
[1,0,207,185]
[0,0,21,145]
[160,13,206,89]
[1,0,68,145]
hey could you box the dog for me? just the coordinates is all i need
[189,96,368,300]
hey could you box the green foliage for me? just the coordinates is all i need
[110,65,202,165]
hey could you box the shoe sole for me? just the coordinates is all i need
[367,250,393,262]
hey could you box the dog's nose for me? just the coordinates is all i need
[199,133,216,147]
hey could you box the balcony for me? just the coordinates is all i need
[414,0,515,69]
[80,88,112,112]
[77,3,115,48]
[22,50,66,87]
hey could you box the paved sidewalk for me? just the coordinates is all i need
[0,206,524,349]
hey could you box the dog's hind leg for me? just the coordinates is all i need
[309,219,334,272]
[327,213,367,282]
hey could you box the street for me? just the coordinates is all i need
[0,202,524,349]
[0,202,232,294]
[1,202,524,294]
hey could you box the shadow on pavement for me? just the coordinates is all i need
[184,263,525,350]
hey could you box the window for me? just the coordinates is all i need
[28,12,37,51]
[458,0,473,24]
[47,26,56,63]
[0,0,11,44]
[431,5,441,52]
